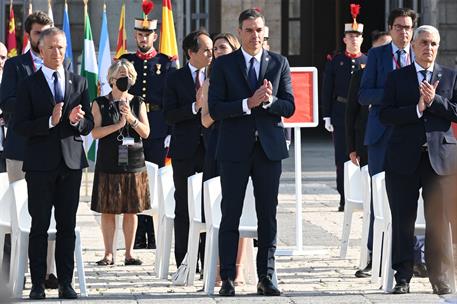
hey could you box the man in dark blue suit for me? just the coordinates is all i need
[359,8,417,177]
[208,9,295,297]
[380,25,457,295]
[163,30,213,268]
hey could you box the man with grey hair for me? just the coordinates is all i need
[380,24,457,295]
[15,27,93,300]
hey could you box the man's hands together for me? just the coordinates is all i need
[247,79,273,109]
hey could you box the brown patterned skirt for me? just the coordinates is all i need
[91,170,150,214]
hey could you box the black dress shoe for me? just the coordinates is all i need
[432,282,453,295]
[219,279,235,297]
[413,263,428,278]
[133,242,147,249]
[29,284,45,300]
[355,262,372,278]
[392,279,410,294]
[58,284,78,299]
[44,273,58,289]
[257,276,281,296]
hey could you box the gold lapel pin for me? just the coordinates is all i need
[156,64,162,75]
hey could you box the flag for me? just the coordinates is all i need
[81,3,99,164]
[22,2,32,54]
[63,0,74,71]
[114,0,127,59]
[98,3,112,96]
[159,0,179,66]
[7,2,17,58]
[47,0,54,23]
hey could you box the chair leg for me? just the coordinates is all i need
[159,219,173,279]
[340,203,354,258]
[202,228,212,290]
[382,224,394,292]
[0,229,6,270]
[185,223,200,286]
[13,234,28,298]
[74,231,88,297]
[46,240,56,277]
[155,216,165,277]
[8,233,18,293]
[244,239,257,285]
[371,221,383,284]
[204,230,218,295]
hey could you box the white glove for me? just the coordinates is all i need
[323,117,334,132]
[164,135,171,148]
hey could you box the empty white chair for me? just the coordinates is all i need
[203,177,277,295]
[8,179,87,298]
[185,172,205,286]
[340,160,364,258]
[359,165,371,269]
[155,165,175,279]
[140,162,160,237]
[0,173,12,275]
[370,172,387,284]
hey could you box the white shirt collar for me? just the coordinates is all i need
[241,47,263,66]
[188,62,205,75]
[391,42,410,55]
[41,65,65,81]
[414,61,434,73]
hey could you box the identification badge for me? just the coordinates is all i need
[118,145,128,165]
[122,137,135,146]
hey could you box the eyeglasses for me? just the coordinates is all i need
[392,24,413,32]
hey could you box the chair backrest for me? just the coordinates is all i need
[344,161,363,203]
[379,174,391,223]
[157,165,175,218]
[361,165,371,207]
[188,172,203,222]
[0,173,12,227]
[239,178,257,227]
[203,176,222,229]
[416,189,426,225]
[10,179,30,232]
[145,161,159,211]
[371,172,386,220]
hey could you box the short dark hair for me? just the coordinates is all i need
[371,30,390,43]
[24,11,53,34]
[182,30,210,60]
[238,8,265,29]
[387,8,417,27]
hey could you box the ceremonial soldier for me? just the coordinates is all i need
[322,4,367,211]
[121,4,177,249]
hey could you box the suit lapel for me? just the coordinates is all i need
[431,64,442,87]
[23,51,35,75]
[258,50,270,87]
[184,65,196,99]
[408,64,421,101]
[36,70,55,106]
[62,70,73,115]
[383,43,394,73]
[236,49,249,88]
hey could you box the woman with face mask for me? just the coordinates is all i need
[90,59,150,266]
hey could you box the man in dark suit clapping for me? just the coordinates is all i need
[380,25,457,295]
[208,9,295,297]
[15,28,94,300]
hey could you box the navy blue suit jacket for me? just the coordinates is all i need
[163,64,205,160]
[0,51,71,160]
[208,49,295,162]
[380,63,457,176]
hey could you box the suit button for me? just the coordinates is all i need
[142,87,146,91]
[143,80,146,84]
[143,72,147,76]
[142,94,146,98]
[144,65,147,69]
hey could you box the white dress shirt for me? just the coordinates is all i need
[241,47,263,115]
[415,61,435,118]
[41,65,66,128]
[391,42,412,70]
[30,50,44,71]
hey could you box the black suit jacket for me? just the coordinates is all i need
[345,68,369,155]
[163,64,204,160]
[14,69,94,171]
[380,63,457,176]
[0,51,71,160]
[208,49,295,162]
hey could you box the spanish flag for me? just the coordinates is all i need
[114,0,127,59]
[159,0,179,66]
[7,1,17,58]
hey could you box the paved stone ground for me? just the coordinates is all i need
[4,129,454,303]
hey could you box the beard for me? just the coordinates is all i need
[137,44,152,53]
[31,41,40,54]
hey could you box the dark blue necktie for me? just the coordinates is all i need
[248,57,258,91]
[419,70,428,83]
[396,49,404,69]
[53,71,64,103]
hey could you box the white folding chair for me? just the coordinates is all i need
[155,165,175,279]
[203,177,277,295]
[370,172,387,284]
[141,162,160,242]
[185,172,205,286]
[0,173,13,275]
[359,165,371,269]
[9,179,87,298]
[340,161,364,258]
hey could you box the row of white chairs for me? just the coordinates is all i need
[340,160,455,292]
[0,174,87,298]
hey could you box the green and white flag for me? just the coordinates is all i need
[81,5,98,164]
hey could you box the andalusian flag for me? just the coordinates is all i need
[81,2,98,163]
[22,2,32,54]
[114,0,127,59]
[63,0,74,71]
[159,0,179,66]
[7,1,17,58]
[98,3,112,96]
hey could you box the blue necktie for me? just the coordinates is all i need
[53,71,64,103]
[419,70,428,83]
[396,49,404,69]
[248,57,258,91]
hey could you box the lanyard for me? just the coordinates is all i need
[392,50,410,69]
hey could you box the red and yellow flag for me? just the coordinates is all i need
[7,2,17,58]
[114,0,127,59]
[159,0,179,65]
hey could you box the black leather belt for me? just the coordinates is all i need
[146,104,162,112]
[336,96,347,103]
